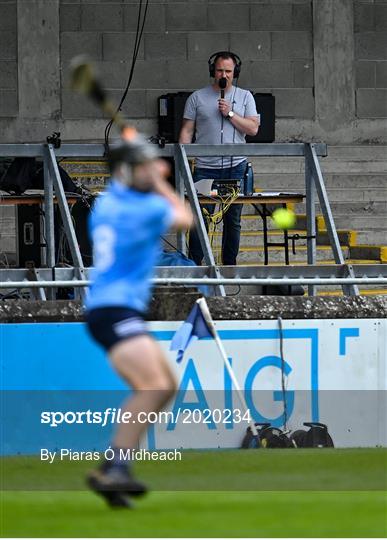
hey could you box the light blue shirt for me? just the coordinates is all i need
[85,180,174,313]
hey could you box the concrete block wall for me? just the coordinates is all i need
[0,0,386,143]
[0,1,17,117]
[59,0,315,122]
[355,0,387,118]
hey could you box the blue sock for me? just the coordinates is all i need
[104,447,132,472]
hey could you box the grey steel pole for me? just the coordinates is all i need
[305,143,317,296]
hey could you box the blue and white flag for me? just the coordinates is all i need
[170,301,213,363]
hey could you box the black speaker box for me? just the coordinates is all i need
[246,93,275,143]
[58,198,94,267]
[16,204,42,267]
[158,92,192,143]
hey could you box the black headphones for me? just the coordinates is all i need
[208,51,242,79]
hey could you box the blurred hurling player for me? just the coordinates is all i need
[85,130,193,508]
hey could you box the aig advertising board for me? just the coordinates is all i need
[1,318,386,453]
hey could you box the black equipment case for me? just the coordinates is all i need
[158,92,192,143]
[246,92,275,143]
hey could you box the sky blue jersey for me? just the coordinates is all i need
[85,180,174,313]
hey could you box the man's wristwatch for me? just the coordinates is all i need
[227,111,234,119]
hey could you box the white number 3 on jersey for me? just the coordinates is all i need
[93,225,116,271]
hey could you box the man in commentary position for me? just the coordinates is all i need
[179,51,259,266]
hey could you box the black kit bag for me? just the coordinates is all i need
[241,423,292,449]
[0,158,80,195]
[290,422,334,448]
[0,157,37,195]
[33,163,80,193]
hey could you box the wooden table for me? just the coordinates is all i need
[198,192,305,265]
[0,193,80,206]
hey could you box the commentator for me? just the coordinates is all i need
[179,51,259,266]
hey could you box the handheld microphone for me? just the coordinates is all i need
[219,77,227,98]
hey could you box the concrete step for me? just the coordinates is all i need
[293,213,386,233]
[356,230,387,244]
[316,288,387,297]
[206,229,354,248]
[350,245,386,262]
[218,245,348,264]
[254,173,387,190]
[249,157,387,174]
[61,160,108,175]
[325,145,387,160]
[239,258,381,266]
[293,201,387,215]
[280,188,387,203]
[321,215,387,230]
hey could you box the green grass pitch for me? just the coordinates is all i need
[1,449,386,537]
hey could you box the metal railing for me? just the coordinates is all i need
[0,141,371,298]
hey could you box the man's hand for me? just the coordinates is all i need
[218,98,232,117]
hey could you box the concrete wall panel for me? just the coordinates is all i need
[357,89,387,117]
[274,88,314,118]
[165,3,208,31]
[80,3,123,32]
[355,32,387,60]
[0,61,17,89]
[251,4,292,30]
[376,61,387,88]
[292,2,312,30]
[59,3,81,32]
[18,0,60,119]
[62,90,103,119]
[208,3,249,31]
[314,0,356,130]
[125,60,169,89]
[0,89,18,117]
[247,60,294,87]
[144,33,187,60]
[292,60,313,87]
[356,61,376,88]
[124,3,165,32]
[0,1,16,30]
[108,89,147,118]
[374,4,387,31]
[187,33,230,60]
[167,59,211,89]
[271,31,313,59]
[0,31,17,60]
[102,32,145,62]
[354,3,374,32]
[229,32,271,61]
[61,32,103,60]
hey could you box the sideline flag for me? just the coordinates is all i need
[170,297,261,444]
[170,300,213,363]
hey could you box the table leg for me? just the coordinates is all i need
[262,204,269,266]
[283,203,290,265]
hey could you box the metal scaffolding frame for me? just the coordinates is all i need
[0,141,378,298]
